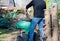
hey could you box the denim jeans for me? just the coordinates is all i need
[28,18,45,41]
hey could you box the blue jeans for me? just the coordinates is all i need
[28,18,45,41]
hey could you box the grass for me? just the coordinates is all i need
[0,28,18,39]
[0,28,11,39]
[0,29,6,34]
[0,28,19,41]
[0,29,7,39]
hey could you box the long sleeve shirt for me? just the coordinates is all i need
[26,0,46,18]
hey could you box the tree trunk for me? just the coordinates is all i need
[51,3,58,41]
[44,9,52,41]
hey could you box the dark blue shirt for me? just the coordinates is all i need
[26,0,46,18]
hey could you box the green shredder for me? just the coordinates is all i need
[16,20,31,34]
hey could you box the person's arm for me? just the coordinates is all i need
[26,1,33,17]
[26,1,33,9]
[44,3,46,9]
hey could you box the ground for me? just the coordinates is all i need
[0,29,20,41]
[0,27,60,41]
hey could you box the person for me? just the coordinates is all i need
[26,0,46,41]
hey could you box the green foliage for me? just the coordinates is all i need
[0,9,25,28]
[5,9,24,19]
[0,17,12,28]
[58,9,60,21]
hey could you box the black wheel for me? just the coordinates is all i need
[16,36,23,41]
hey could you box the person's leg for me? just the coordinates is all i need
[28,18,40,41]
[38,18,45,41]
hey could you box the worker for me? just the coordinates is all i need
[26,0,46,41]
